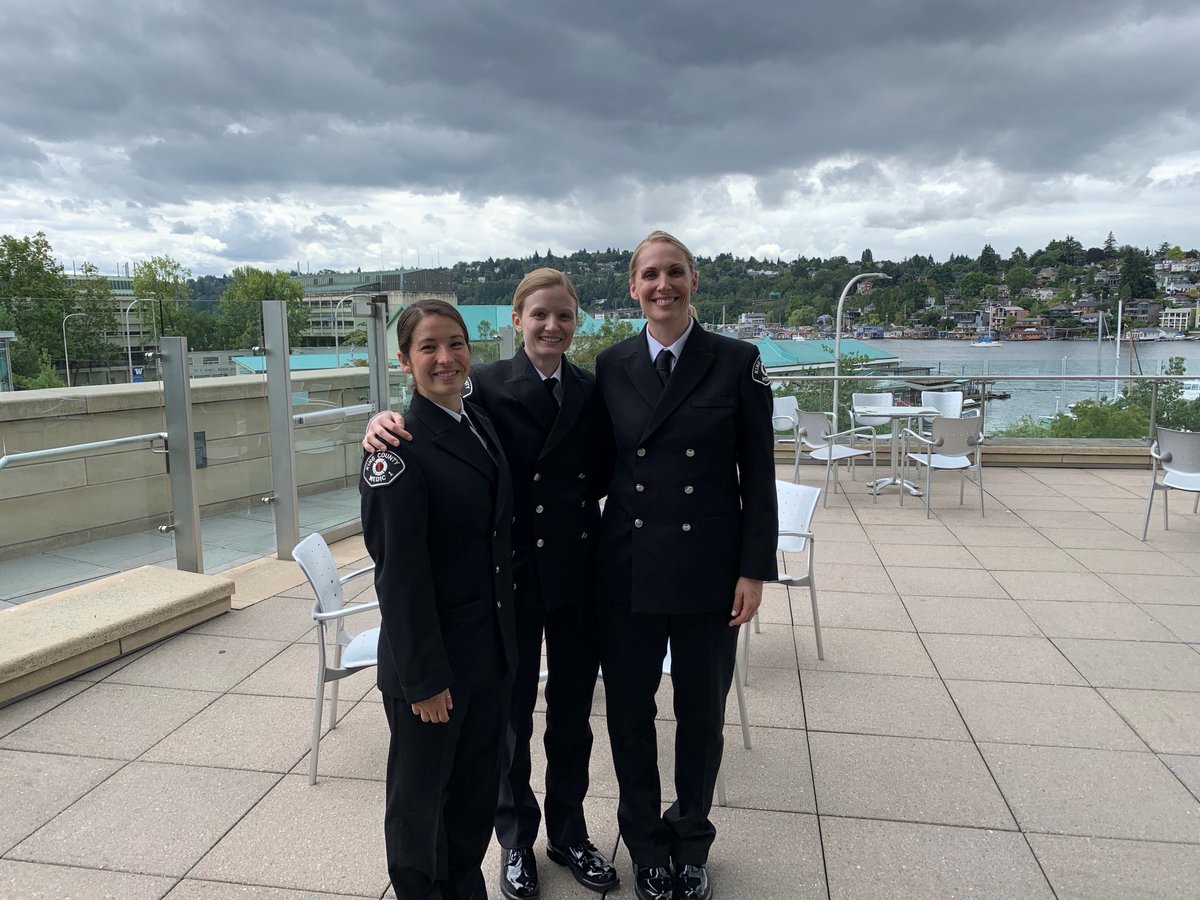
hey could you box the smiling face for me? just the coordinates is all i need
[398,313,471,411]
[629,239,698,344]
[514,284,577,374]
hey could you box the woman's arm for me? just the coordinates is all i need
[361,455,455,709]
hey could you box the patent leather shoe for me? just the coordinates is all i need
[546,839,619,892]
[633,864,674,900]
[675,863,712,900]
[500,847,539,899]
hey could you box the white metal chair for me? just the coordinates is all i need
[772,395,802,481]
[850,392,896,451]
[918,390,978,435]
[767,481,824,660]
[900,417,985,519]
[796,409,877,507]
[1141,427,1200,541]
[291,533,379,785]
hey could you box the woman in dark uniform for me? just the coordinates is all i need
[364,270,618,899]
[360,298,518,900]
[595,231,778,900]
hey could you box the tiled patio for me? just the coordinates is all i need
[2,464,1199,899]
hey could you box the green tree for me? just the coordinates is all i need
[977,244,1000,275]
[0,232,71,380]
[217,267,307,348]
[132,255,190,338]
[787,305,817,327]
[568,318,635,371]
[959,271,994,301]
[12,349,66,390]
[1103,232,1117,258]
[1118,246,1155,299]
[1005,266,1035,293]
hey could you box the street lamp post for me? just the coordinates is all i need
[831,273,891,433]
[123,298,157,383]
[332,294,361,368]
[61,312,85,387]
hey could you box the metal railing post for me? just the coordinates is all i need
[365,293,390,412]
[159,336,203,573]
[263,300,299,559]
[1148,380,1160,443]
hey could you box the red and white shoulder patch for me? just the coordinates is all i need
[362,449,405,488]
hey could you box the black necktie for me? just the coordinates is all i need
[654,349,673,387]
[545,376,562,406]
[460,414,490,455]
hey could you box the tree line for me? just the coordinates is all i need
[2,229,1193,389]
[0,232,306,387]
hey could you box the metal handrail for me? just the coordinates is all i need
[0,432,167,470]
[774,374,1197,383]
[291,403,374,426]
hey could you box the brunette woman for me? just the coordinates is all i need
[361,299,517,899]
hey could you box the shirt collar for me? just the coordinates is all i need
[646,316,695,365]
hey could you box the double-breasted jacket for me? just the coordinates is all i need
[595,323,778,615]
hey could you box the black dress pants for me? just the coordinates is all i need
[495,578,601,849]
[599,600,737,867]
[382,678,510,900]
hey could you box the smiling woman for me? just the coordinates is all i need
[361,297,519,898]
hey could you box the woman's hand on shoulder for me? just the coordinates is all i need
[363,411,411,452]
[410,688,453,723]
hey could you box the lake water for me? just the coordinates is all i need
[869,339,1200,431]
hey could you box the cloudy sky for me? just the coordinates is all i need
[2,0,1197,276]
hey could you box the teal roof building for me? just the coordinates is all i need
[750,336,900,374]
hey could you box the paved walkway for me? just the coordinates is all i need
[2,464,1199,898]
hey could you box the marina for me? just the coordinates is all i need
[862,338,1200,432]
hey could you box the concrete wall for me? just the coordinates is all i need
[0,370,376,560]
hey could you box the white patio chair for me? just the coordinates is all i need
[900,417,986,519]
[796,409,877,507]
[917,390,979,435]
[766,481,824,660]
[292,533,379,785]
[850,392,896,452]
[772,395,802,481]
[1141,427,1200,541]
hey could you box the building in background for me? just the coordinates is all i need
[0,331,15,391]
[293,268,457,348]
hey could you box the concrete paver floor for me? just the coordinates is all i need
[2,464,1199,898]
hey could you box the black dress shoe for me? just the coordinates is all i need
[546,839,619,892]
[500,847,539,899]
[675,864,712,900]
[633,864,674,900]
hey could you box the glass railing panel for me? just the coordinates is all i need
[186,359,276,572]
[0,300,171,603]
[292,367,373,538]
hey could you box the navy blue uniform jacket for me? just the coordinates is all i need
[360,392,518,704]
[466,349,612,612]
[595,324,778,615]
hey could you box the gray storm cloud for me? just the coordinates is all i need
[0,0,1196,270]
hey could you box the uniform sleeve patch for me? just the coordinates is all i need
[751,357,771,387]
[461,376,473,398]
[362,449,405,488]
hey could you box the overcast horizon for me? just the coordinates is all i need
[2,1,1198,277]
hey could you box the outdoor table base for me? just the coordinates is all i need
[853,405,939,497]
